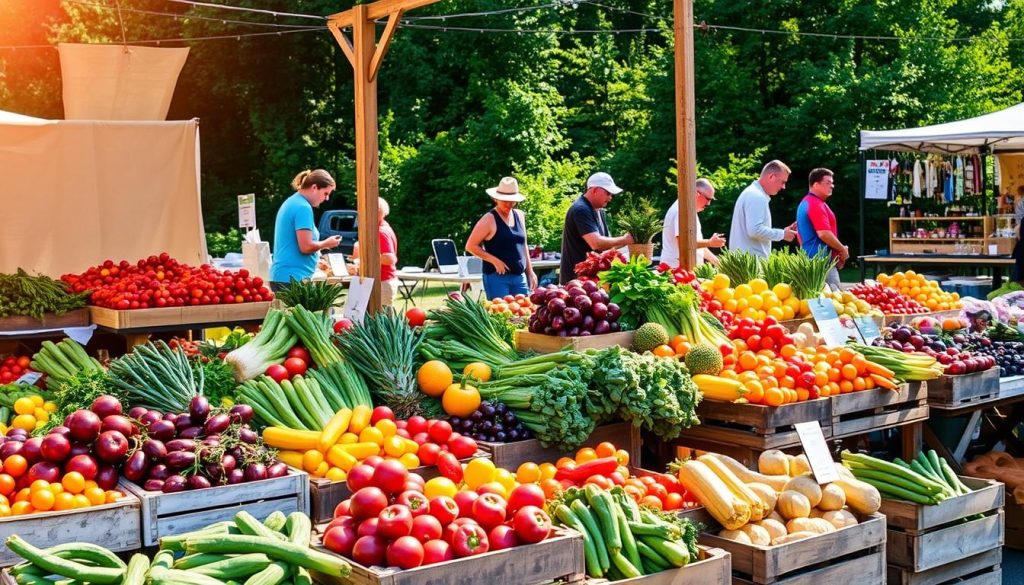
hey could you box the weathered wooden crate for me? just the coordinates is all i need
[830,381,929,439]
[0,309,90,332]
[89,301,271,330]
[583,546,731,584]
[312,527,586,585]
[883,477,1004,573]
[672,399,830,467]
[1004,494,1024,550]
[478,421,641,470]
[307,452,489,524]
[0,495,142,567]
[700,513,886,585]
[886,547,1001,585]
[926,368,1000,407]
[514,330,635,353]
[120,470,309,546]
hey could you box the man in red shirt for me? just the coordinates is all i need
[796,168,847,291]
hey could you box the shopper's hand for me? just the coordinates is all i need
[709,233,726,248]
[491,259,509,275]
[526,269,538,290]
[322,235,342,250]
[783,229,797,242]
[623,234,635,245]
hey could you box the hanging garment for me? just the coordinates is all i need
[944,164,954,203]
[965,157,975,194]
[913,160,922,198]
[973,155,983,193]
[950,156,958,200]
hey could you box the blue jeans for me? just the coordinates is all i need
[482,272,528,300]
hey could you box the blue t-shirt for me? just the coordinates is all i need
[270,193,319,283]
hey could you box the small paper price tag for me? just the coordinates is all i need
[794,421,840,484]
[854,316,882,343]
[15,372,42,386]
[342,277,375,323]
[326,253,348,278]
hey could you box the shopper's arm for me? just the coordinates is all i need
[743,196,785,242]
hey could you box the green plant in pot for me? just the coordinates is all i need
[616,197,663,261]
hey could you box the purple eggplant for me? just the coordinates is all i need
[229,404,254,425]
[174,415,194,431]
[203,414,231,435]
[141,440,167,462]
[147,420,177,442]
[166,439,196,452]
[243,463,267,482]
[123,450,150,483]
[166,451,197,470]
[143,479,165,492]
[178,426,202,440]
[238,428,258,445]
[149,464,171,481]
[162,475,188,493]
[187,475,212,490]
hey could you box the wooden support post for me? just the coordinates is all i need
[351,4,382,312]
[673,0,697,270]
[329,0,441,313]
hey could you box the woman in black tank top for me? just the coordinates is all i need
[466,177,537,300]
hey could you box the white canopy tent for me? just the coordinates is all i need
[859,102,1024,154]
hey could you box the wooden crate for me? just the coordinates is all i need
[478,421,641,470]
[307,452,489,524]
[700,513,886,585]
[119,470,309,546]
[1005,494,1024,550]
[0,309,90,332]
[89,301,271,330]
[830,381,929,439]
[311,528,585,585]
[887,547,1001,585]
[877,476,1003,532]
[672,399,831,467]
[0,495,141,567]
[926,368,1000,407]
[887,511,1003,573]
[584,546,731,584]
[514,330,634,353]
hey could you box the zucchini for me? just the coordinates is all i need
[194,554,273,580]
[160,522,234,551]
[151,550,176,571]
[14,574,54,585]
[122,553,150,585]
[235,511,287,541]
[264,511,289,533]
[284,512,313,585]
[184,535,351,578]
[175,554,232,570]
[244,561,290,585]
[149,568,229,585]
[37,542,127,569]
[4,536,123,584]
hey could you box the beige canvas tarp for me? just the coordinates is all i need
[0,112,206,277]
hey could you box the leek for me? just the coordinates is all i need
[223,309,298,381]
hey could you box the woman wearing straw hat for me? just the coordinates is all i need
[466,177,537,299]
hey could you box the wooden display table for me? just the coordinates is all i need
[88,302,271,348]
[858,254,1013,288]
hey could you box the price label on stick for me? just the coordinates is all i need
[794,421,840,484]
[854,316,882,344]
[15,372,42,386]
[342,277,374,324]
[238,194,256,229]
[808,298,863,346]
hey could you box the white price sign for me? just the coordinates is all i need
[794,421,840,484]
[865,160,890,200]
[342,276,375,323]
[238,193,256,229]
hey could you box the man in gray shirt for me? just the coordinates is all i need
[729,160,798,259]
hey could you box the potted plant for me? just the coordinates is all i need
[615,197,663,261]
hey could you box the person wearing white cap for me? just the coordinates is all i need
[559,172,634,283]
[466,177,536,299]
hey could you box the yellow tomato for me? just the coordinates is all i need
[516,462,541,484]
[12,398,35,416]
[463,458,497,490]
[374,418,398,438]
[358,426,385,446]
[398,453,420,469]
[424,477,458,499]
[493,469,517,494]
[383,435,406,458]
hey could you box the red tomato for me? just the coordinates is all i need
[512,506,551,544]
[386,536,424,569]
[584,475,614,490]
[488,525,520,551]
[406,307,427,327]
[429,496,460,525]
[396,491,430,517]
[471,493,507,530]
[282,357,307,377]
[422,539,453,565]
[506,484,545,514]
[323,525,359,557]
[447,435,477,459]
[286,347,311,364]
[640,495,664,510]
[371,406,396,424]
[417,443,441,466]
[265,364,289,382]
[410,514,443,543]
[377,505,414,539]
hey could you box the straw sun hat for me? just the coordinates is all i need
[486,177,526,202]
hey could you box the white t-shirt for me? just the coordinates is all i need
[660,200,704,268]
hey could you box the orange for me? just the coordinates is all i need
[744,380,765,404]
[0,474,15,496]
[575,447,598,464]
[853,377,866,392]
[839,348,857,364]
[772,362,788,378]
[540,478,563,500]
[417,360,454,397]
[839,380,854,394]
[865,377,876,390]
[29,480,49,493]
[813,371,829,387]
[669,335,687,348]
[780,375,796,389]
[85,487,106,506]
[786,388,799,403]
[595,442,617,458]
[779,344,797,359]
[3,455,27,478]
[13,488,29,503]
[53,492,76,511]
[555,457,576,469]
[538,462,558,481]
[104,490,122,504]
[738,352,758,371]
[10,501,32,515]
[764,388,785,407]
[828,368,841,383]
[302,450,325,473]
[30,489,54,511]
[652,345,676,358]
[841,364,858,381]
[672,341,690,356]
[796,388,810,402]
[516,462,541,484]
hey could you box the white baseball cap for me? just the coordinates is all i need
[586,172,623,195]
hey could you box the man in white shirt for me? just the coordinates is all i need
[729,160,798,258]
[661,178,726,268]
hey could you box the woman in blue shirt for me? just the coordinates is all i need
[465,177,536,300]
[269,169,341,291]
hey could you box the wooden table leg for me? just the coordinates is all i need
[901,421,923,461]
[953,410,982,462]
[923,423,962,473]
[123,333,151,350]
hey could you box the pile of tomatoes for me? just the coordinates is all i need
[61,254,272,310]
[323,457,551,569]
[0,356,39,386]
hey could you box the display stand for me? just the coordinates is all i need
[88,302,271,349]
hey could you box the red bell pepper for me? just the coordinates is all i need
[452,524,489,558]
[554,456,620,482]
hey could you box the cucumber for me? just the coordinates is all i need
[149,568,229,585]
[184,534,350,578]
[235,511,287,541]
[122,553,150,585]
[194,554,273,580]
[175,554,232,570]
[243,561,291,585]
[38,542,127,569]
[4,536,123,584]
[264,511,289,533]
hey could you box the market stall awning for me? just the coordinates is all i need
[859,103,1024,154]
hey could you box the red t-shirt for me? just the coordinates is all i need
[379,220,398,281]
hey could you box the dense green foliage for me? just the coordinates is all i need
[2,0,1022,265]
